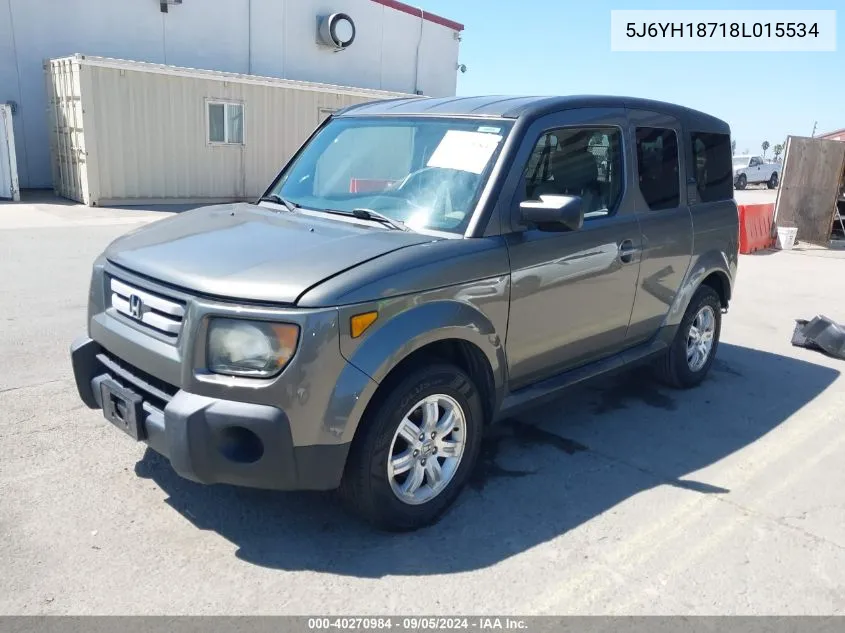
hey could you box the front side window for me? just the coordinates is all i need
[208,101,244,144]
[691,132,733,203]
[272,117,512,234]
[523,126,623,219]
[635,127,680,210]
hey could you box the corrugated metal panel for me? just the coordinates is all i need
[45,58,90,204]
[77,55,413,99]
[50,55,410,205]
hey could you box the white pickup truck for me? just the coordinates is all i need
[733,155,780,190]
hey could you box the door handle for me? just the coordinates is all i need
[618,239,639,264]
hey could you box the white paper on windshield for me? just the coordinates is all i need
[426,130,503,174]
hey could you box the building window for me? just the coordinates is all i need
[635,127,680,210]
[207,101,244,144]
[523,127,623,219]
[691,132,733,203]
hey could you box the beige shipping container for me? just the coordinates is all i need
[45,54,411,206]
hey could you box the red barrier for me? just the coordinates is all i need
[738,203,776,254]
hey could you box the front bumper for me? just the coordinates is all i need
[70,336,349,491]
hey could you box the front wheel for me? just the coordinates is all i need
[735,174,747,190]
[654,285,722,389]
[339,363,483,531]
[767,172,779,189]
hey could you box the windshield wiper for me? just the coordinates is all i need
[257,194,299,213]
[350,208,411,232]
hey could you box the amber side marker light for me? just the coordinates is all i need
[351,311,378,338]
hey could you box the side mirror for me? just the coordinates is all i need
[519,195,584,231]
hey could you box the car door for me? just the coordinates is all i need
[761,160,774,181]
[502,108,642,389]
[749,156,762,183]
[624,109,693,344]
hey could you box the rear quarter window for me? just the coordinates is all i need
[691,132,733,203]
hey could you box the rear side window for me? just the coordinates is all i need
[635,127,680,210]
[691,132,733,203]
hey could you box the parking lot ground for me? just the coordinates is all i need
[0,190,188,230]
[734,188,778,206]
[2,195,845,615]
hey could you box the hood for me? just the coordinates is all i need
[105,203,438,304]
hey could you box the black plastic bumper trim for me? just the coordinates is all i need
[96,352,176,405]
[70,336,101,408]
[71,336,350,491]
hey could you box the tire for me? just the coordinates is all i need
[735,174,747,190]
[339,363,484,531]
[767,172,779,189]
[654,285,722,389]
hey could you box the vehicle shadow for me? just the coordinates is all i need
[135,343,839,577]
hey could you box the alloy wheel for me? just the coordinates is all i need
[687,305,716,372]
[387,394,467,505]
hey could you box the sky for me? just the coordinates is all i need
[416,0,843,154]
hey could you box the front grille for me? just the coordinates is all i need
[97,350,179,413]
[109,276,185,340]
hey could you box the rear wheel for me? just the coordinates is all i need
[339,363,483,531]
[767,172,779,189]
[655,285,721,389]
[735,174,747,190]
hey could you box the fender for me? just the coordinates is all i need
[666,248,735,329]
[319,356,382,447]
[340,298,508,405]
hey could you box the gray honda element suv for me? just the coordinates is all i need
[71,95,738,531]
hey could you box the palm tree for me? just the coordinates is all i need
[761,141,770,158]
[773,144,784,161]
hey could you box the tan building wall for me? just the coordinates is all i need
[46,55,410,206]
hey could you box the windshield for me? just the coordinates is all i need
[269,116,513,234]
[733,157,750,168]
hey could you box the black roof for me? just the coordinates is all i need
[337,95,729,132]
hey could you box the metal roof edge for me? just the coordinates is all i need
[48,54,414,99]
[370,0,464,31]
[819,127,845,139]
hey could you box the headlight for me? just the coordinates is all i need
[206,318,299,377]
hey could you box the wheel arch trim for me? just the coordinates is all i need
[665,252,734,328]
[340,299,507,415]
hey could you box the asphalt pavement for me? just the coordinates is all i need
[733,188,778,206]
[1,193,844,615]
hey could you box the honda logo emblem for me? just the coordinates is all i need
[129,294,144,320]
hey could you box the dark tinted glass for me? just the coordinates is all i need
[635,127,680,210]
[691,132,733,203]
